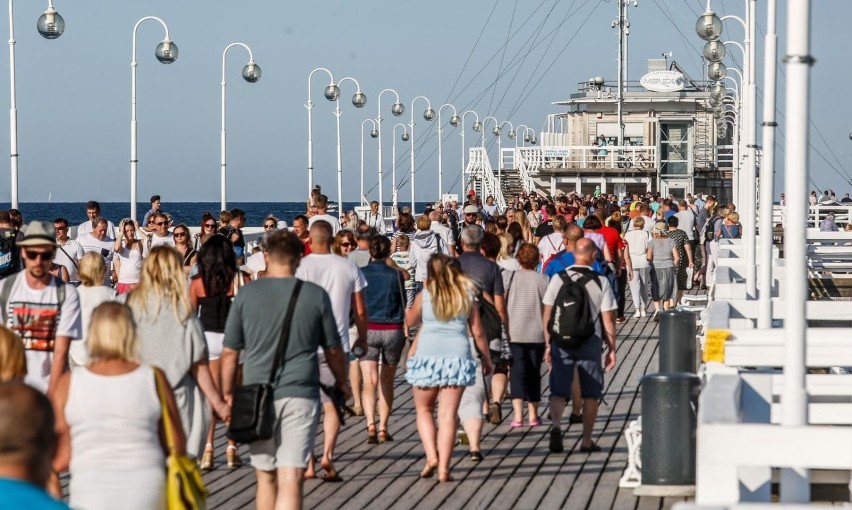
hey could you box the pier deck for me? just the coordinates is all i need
[200,293,692,510]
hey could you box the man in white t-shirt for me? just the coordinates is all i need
[482,195,500,219]
[364,200,385,234]
[75,200,116,239]
[542,238,616,454]
[537,215,566,264]
[53,218,84,285]
[429,210,456,256]
[143,212,175,257]
[296,220,367,480]
[1,221,81,397]
[77,217,116,286]
[308,194,340,235]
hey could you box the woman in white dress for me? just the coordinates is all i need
[113,218,144,295]
[52,302,185,510]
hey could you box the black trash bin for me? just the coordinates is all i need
[658,310,697,374]
[640,372,700,486]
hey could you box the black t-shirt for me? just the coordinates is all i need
[458,251,504,297]
[536,220,554,238]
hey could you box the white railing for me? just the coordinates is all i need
[517,145,657,173]
[466,147,506,211]
[769,204,852,229]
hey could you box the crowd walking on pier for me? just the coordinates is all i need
[0,188,735,509]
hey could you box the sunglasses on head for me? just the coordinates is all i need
[24,249,55,261]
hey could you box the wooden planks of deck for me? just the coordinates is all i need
[201,292,698,510]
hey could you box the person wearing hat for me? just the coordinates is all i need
[0,221,82,396]
[646,221,679,320]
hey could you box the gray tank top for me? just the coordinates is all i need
[651,237,675,268]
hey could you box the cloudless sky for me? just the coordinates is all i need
[4,0,850,203]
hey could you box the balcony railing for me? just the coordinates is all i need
[517,145,657,173]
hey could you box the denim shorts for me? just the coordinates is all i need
[549,345,603,400]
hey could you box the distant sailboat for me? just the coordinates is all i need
[48,192,52,203]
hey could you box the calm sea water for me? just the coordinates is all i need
[0,202,434,228]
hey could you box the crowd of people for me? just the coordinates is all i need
[0,187,739,509]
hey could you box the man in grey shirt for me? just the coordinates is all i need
[221,230,348,508]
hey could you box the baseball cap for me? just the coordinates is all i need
[653,221,668,233]
[468,189,476,196]
[463,205,478,215]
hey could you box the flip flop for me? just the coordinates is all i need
[510,420,524,428]
[579,442,602,453]
[319,470,343,482]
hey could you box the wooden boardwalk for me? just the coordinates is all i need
[201,295,693,510]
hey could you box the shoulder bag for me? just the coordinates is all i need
[227,279,303,443]
[154,370,208,510]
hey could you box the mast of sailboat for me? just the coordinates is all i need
[614,0,637,147]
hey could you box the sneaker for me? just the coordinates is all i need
[469,451,484,462]
[640,310,648,317]
[549,427,564,453]
[652,311,660,322]
[488,402,502,425]
[616,316,626,324]
[633,310,642,319]
[568,413,583,425]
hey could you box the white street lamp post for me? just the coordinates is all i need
[460,110,482,199]
[409,95,434,210]
[376,88,404,213]
[392,123,408,210]
[130,16,177,222]
[481,116,499,194]
[220,42,260,212]
[495,120,516,190]
[436,104,459,201]
[757,0,778,330]
[305,67,338,202]
[782,0,811,501]
[331,76,367,218]
[8,0,65,208]
[360,118,378,205]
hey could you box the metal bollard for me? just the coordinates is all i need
[658,310,697,373]
[639,372,700,490]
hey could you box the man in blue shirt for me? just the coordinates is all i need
[0,383,70,509]
[543,224,584,277]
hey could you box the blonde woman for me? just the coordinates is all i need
[127,246,229,459]
[512,210,534,243]
[406,254,493,482]
[496,233,520,271]
[0,326,25,382]
[52,302,185,510]
[332,230,357,256]
[70,252,116,367]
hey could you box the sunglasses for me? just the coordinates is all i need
[173,232,187,238]
[54,226,67,231]
[264,224,276,229]
[155,221,168,226]
[203,223,216,228]
[25,250,55,261]
[339,242,353,248]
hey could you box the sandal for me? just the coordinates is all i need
[528,418,542,427]
[353,406,365,417]
[378,430,393,443]
[579,441,602,453]
[200,444,214,471]
[420,461,438,479]
[510,420,524,428]
[438,472,455,483]
[226,444,243,469]
[366,424,378,444]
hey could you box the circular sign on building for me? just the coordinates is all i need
[640,70,686,92]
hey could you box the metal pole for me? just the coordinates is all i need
[409,96,432,212]
[460,128,466,199]
[220,43,255,212]
[781,0,811,502]
[376,88,401,214]
[8,0,17,209]
[334,103,343,219]
[616,0,625,147]
[757,0,777,329]
[306,68,334,202]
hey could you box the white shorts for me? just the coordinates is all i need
[249,397,320,471]
[205,332,224,361]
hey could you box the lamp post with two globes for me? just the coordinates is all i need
[494,120,516,190]
[436,104,460,201]
[220,42,260,211]
[328,77,366,217]
[8,0,65,209]
[408,96,434,210]
[360,118,377,205]
[376,88,405,211]
[130,16,178,221]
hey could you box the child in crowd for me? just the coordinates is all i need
[391,235,416,309]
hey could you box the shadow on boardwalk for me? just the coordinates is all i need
[203,295,696,510]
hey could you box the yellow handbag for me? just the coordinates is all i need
[154,371,209,510]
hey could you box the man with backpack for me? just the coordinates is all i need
[542,238,617,454]
[0,211,20,277]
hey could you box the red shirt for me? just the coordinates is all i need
[598,226,623,260]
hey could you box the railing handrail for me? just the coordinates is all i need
[467,147,507,211]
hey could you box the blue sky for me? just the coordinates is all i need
[5,0,851,202]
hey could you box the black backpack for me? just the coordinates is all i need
[547,267,600,351]
[703,216,720,243]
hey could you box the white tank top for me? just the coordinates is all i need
[65,364,165,473]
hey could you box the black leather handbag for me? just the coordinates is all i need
[228,280,303,443]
